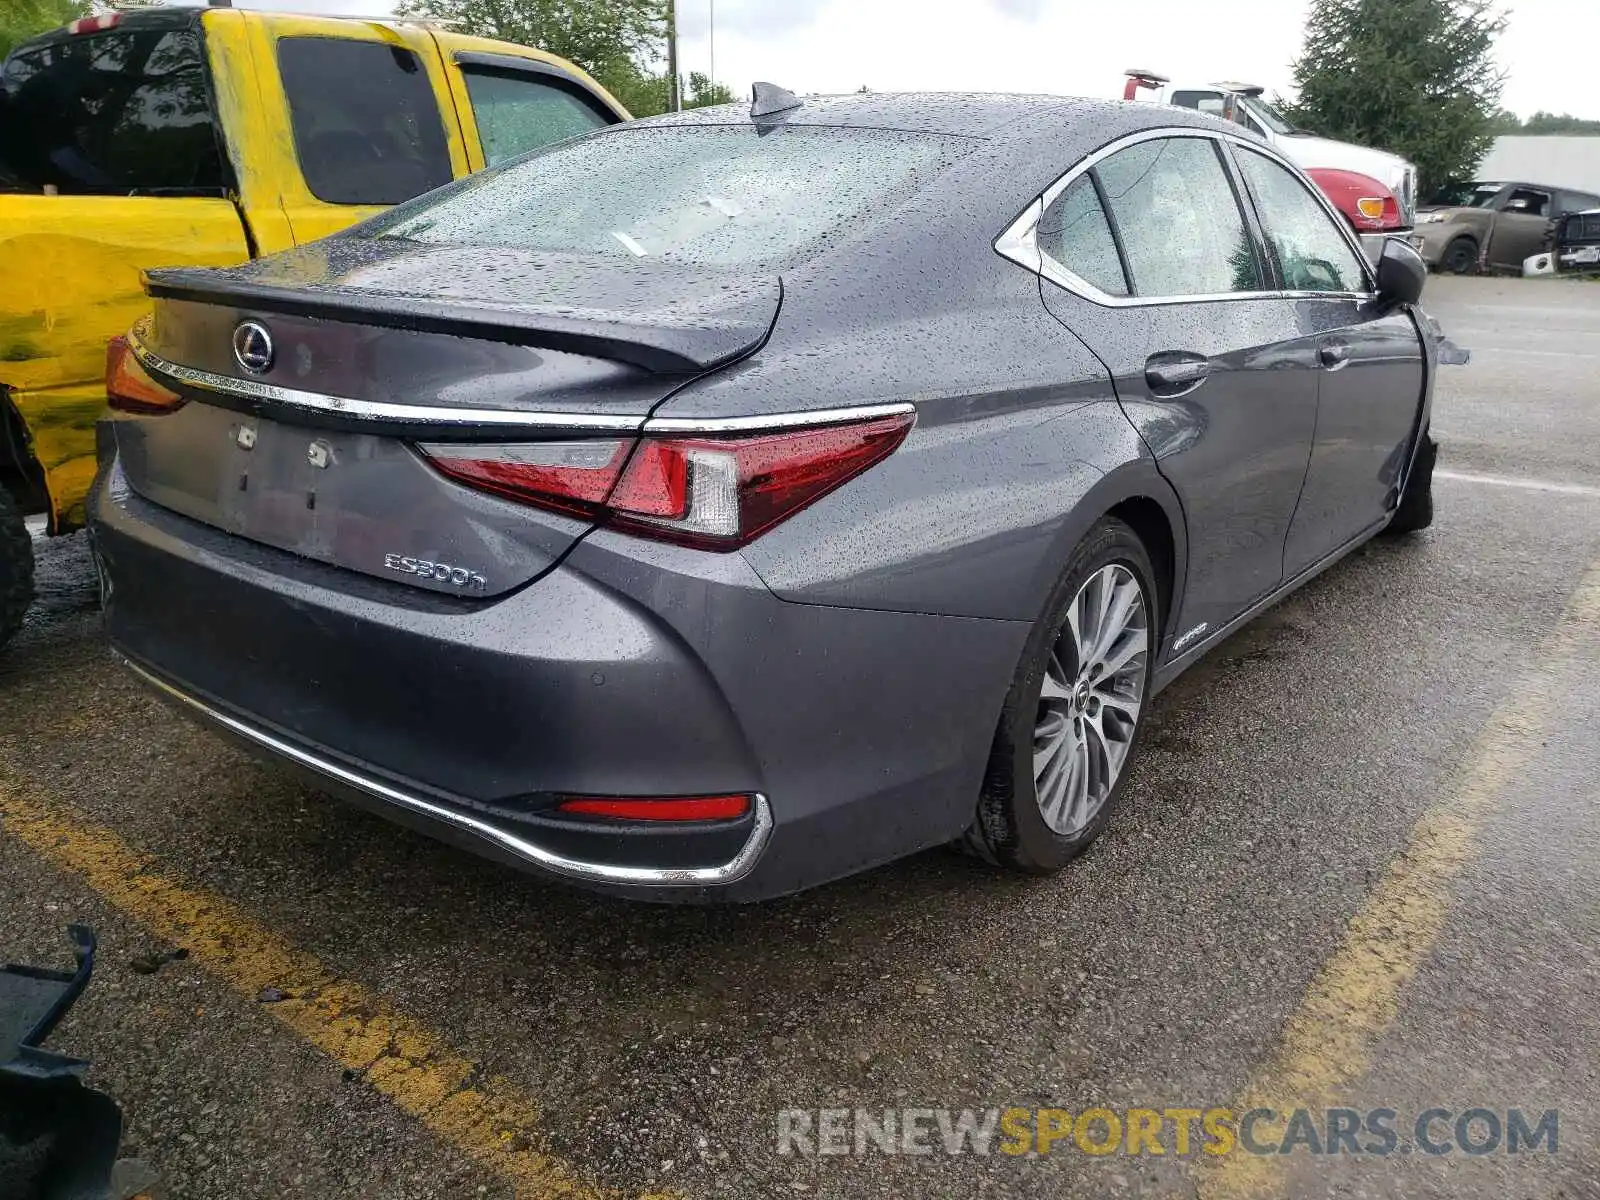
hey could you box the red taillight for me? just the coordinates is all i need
[419,410,914,549]
[67,13,122,33]
[556,795,752,822]
[106,336,184,415]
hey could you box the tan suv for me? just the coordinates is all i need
[1412,180,1600,273]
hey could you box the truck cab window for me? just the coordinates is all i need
[1171,89,1226,117]
[277,37,452,205]
[461,68,612,167]
[0,24,226,196]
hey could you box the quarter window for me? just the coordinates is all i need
[277,37,452,205]
[1037,175,1129,297]
[461,68,612,167]
[0,25,225,196]
[1093,137,1264,296]
[1235,148,1369,293]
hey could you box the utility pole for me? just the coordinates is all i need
[666,0,681,112]
[708,0,714,88]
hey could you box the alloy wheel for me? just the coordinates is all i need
[1032,563,1149,837]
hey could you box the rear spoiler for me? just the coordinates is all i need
[143,268,779,375]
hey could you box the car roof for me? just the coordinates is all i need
[626,90,1202,141]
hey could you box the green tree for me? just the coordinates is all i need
[1,0,89,60]
[1521,111,1600,135]
[684,70,733,108]
[1287,0,1508,190]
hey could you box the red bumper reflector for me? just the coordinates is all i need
[556,795,753,822]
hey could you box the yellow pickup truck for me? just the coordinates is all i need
[0,4,626,647]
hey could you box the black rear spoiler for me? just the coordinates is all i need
[143,268,779,375]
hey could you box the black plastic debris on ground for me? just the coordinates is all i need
[0,925,124,1200]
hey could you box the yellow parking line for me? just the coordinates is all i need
[0,784,672,1200]
[1199,562,1600,1199]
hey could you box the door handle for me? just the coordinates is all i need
[1144,352,1210,397]
[1319,339,1352,370]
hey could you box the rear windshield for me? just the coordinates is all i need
[365,124,963,270]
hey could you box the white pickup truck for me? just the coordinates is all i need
[1122,71,1418,236]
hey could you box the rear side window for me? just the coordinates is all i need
[367,125,962,270]
[1094,137,1264,296]
[1037,175,1129,297]
[461,67,612,167]
[277,37,452,205]
[0,25,225,196]
[1234,148,1369,293]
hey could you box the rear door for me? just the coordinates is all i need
[1229,144,1425,576]
[238,16,471,245]
[1486,185,1554,269]
[1034,132,1321,649]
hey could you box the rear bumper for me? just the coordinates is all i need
[91,460,1025,901]
[119,651,775,888]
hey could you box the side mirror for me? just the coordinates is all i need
[1504,197,1533,213]
[1375,237,1426,305]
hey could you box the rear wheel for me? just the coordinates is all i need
[1441,236,1478,274]
[0,489,34,651]
[965,518,1156,873]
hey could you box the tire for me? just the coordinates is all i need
[1383,430,1436,536]
[1441,236,1478,274]
[964,517,1157,874]
[0,488,34,651]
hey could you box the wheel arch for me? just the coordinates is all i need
[1032,457,1189,654]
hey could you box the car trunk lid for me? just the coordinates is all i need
[116,240,779,596]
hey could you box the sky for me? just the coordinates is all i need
[226,0,1588,121]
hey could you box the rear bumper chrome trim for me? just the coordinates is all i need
[117,653,773,888]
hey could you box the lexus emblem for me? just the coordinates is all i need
[232,321,274,374]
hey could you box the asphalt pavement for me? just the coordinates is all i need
[1,274,1597,1200]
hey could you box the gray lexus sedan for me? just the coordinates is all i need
[90,90,1438,901]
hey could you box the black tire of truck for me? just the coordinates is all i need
[0,489,34,651]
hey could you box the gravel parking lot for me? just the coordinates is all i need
[2,274,1597,1200]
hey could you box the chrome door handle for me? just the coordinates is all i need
[1145,352,1210,397]
[1319,340,1352,370]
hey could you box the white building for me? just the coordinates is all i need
[1477,136,1600,193]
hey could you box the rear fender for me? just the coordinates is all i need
[740,396,1189,635]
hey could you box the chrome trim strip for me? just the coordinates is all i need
[994,125,1379,308]
[132,331,916,438]
[130,337,647,434]
[118,654,774,888]
[642,402,916,434]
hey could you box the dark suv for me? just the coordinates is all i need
[1412,180,1600,273]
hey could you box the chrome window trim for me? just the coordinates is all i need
[131,333,915,437]
[995,124,1378,308]
[118,652,774,888]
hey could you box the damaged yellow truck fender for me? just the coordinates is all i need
[0,199,252,530]
[0,6,626,539]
